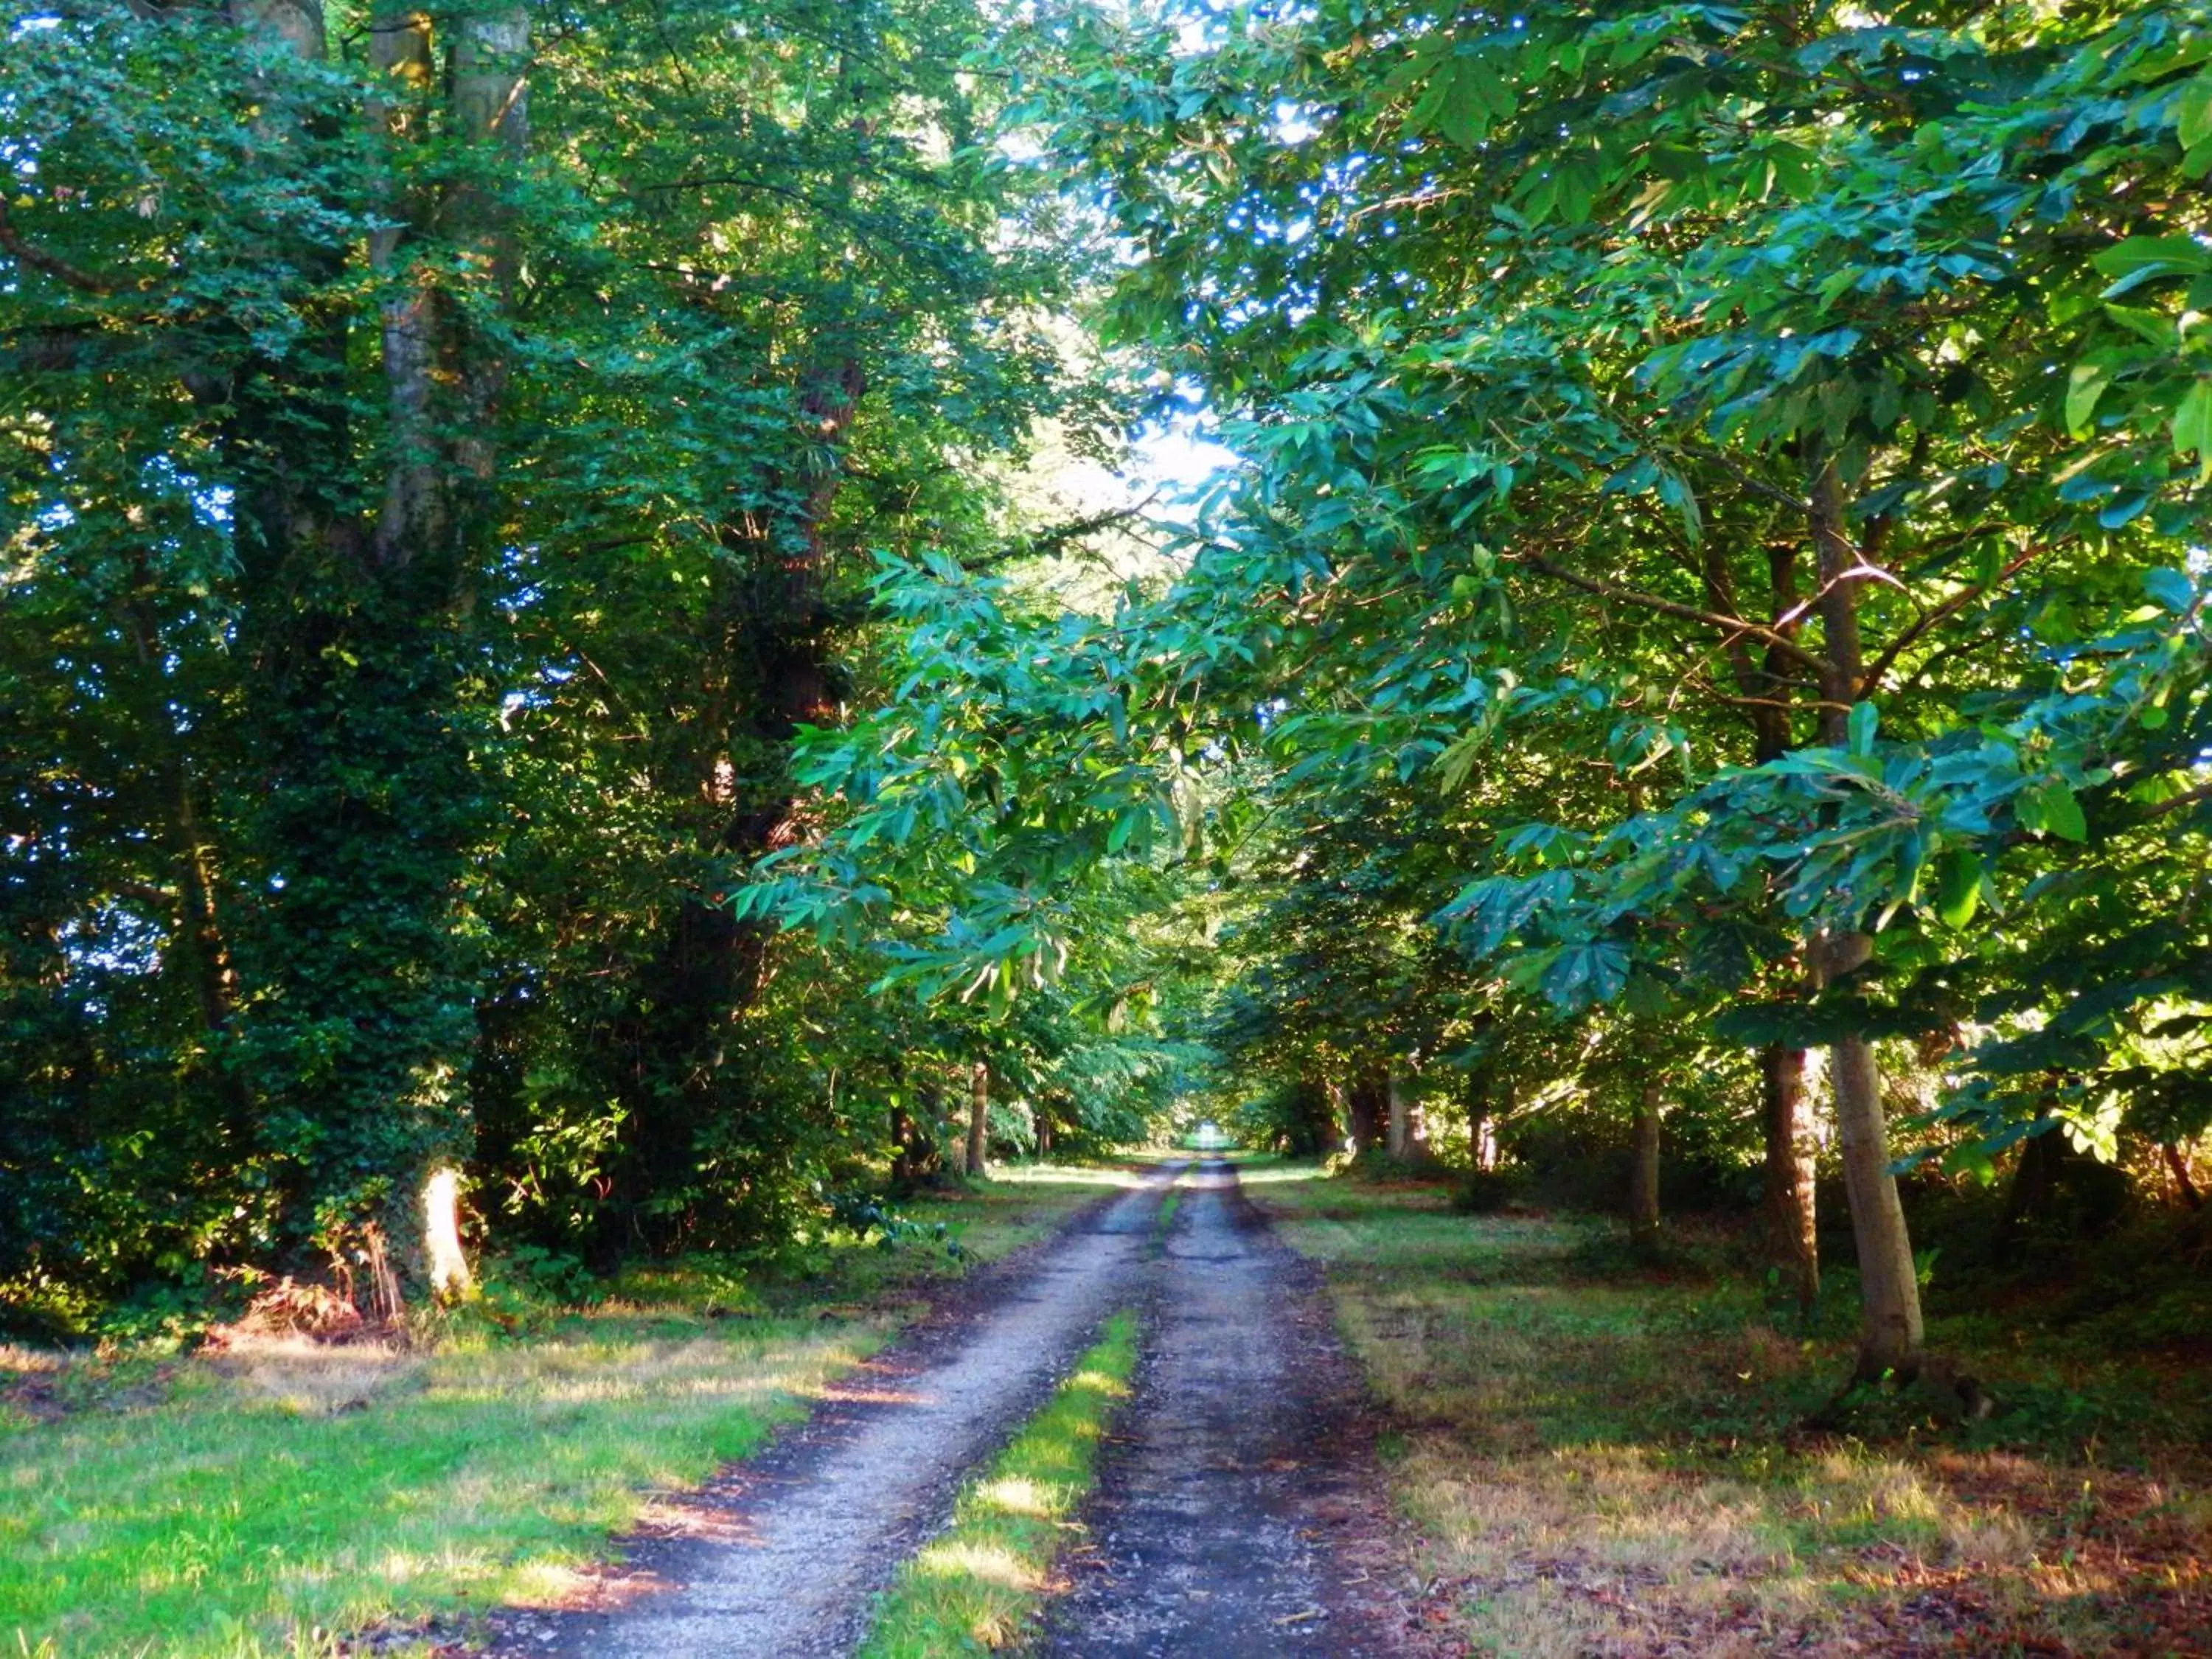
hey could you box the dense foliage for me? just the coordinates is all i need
[757,0,2212,1377]
[6,0,2209,1382]
[1,0,1183,1332]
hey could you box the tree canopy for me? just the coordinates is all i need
[4,0,2209,1381]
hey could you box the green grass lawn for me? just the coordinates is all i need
[1243,1163,2212,1658]
[1,1165,1125,1659]
[856,1310,1139,1658]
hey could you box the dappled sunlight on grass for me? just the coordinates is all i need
[989,1161,1147,1190]
[1228,1156,1329,1187]
[2,1169,1130,1655]
[1,1307,883,1655]
[970,1475,1063,1520]
[914,1539,1043,1591]
[857,1311,1138,1658]
[1251,1169,2212,1655]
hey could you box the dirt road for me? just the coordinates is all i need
[1041,1160,1409,1658]
[485,1160,1414,1658]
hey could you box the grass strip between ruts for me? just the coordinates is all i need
[856,1310,1140,1658]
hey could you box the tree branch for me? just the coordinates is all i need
[1514,553,1826,675]
[1863,546,2042,693]
[2138,781,2212,822]
[0,198,122,296]
[960,499,1156,573]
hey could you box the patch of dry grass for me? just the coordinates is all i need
[1250,1167,2212,1657]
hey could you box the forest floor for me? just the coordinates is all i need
[15,1157,2203,1658]
[0,1164,1130,1659]
[1245,1161,2212,1658]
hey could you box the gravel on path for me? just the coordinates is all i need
[1040,1158,1420,1659]
[481,1169,1175,1659]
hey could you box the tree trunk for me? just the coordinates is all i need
[422,1166,472,1300]
[1346,1072,1386,1156]
[1818,931,1923,1374]
[1761,1043,1819,1311]
[1628,1080,1663,1252]
[604,355,866,1244]
[1386,1071,1412,1160]
[1466,1068,1494,1171]
[216,0,526,1296]
[1997,1114,2064,1256]
[1809,456,1924,1379]
[966,1061,990,1178]
[1708,499,1823,1308]
[2163,1142,2205,1211]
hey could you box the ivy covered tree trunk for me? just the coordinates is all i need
[1810,459,1924,1377]
[602,355,865,1248]
[1628,1080,1663,1253]
[218,0,526,1298]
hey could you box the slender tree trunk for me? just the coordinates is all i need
[888,1056,924,1188]
[2163,1143,2205,1211]
[1827,1001,1923,1373]
[1808,456,1923,1376]
[1707,534,1822,1302]
[1629,1080,1663,1252]
[1466,1068,1492,1171]
[1386,1071,1411,1160]
[1761,1043,1819,1310]
[966,1061,990,1178]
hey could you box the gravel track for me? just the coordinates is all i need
[483,1169,1174,1659]
[480,1158,1420,1658]
[1040,1159,1415,1658]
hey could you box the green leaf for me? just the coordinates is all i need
[2144,568,2195,613]
[1941,1142,1998,1186]
[2179,69,2212,151]
[2101,304,2172,350]
[2064,360,2109,437]
[2020,779,2087,843]
[1846,700,1877,757]
[1934,849,1980,930]
[1434,58,1496,150]
[2093,236,2212,299]
[2170,380,2212,481]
